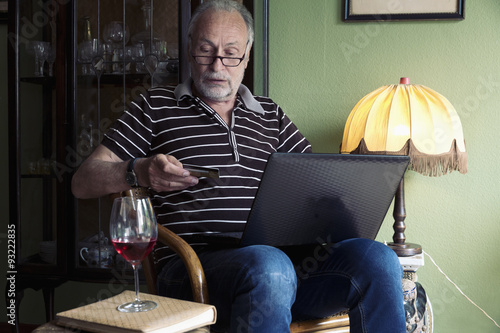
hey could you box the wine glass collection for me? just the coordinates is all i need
[27,2,177,80]
[26,41,56,77]
[76,19,173,77]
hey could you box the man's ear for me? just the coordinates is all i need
[186,43,192,63]
[243,43,253,69]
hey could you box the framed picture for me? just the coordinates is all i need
[0,1,7,22]
[344,0,465,22]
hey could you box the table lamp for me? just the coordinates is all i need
[340,77,467,256]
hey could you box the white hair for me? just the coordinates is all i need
[188,0,254,48]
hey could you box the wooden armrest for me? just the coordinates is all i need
[110,188,150,201]
[155,223,209,304]
[289,312,350,332]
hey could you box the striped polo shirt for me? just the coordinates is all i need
[102,79,312,263]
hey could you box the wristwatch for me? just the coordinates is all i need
[125,158,139,187]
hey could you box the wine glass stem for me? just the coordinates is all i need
[151,72,156,88]
[34,58,40,76]
[133,264,141,303]
[39,60,45,77]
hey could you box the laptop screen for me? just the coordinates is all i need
[239,153,410,247]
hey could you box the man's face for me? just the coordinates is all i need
[189,10,250,103]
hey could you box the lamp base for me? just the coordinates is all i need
[387,242,422,257]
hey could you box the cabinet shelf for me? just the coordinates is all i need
[77,71,178,86]
[21,174,56,179]
[76,59,179,85]
[20,253,54,266]
[20,76,56,85]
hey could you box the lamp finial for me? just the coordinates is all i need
[400,77,410,84]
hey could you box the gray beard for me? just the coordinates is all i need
[195,71,245,102]
[198,81,233,102]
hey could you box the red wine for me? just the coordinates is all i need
[112,237,156,263]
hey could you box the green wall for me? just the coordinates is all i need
[2,1,500,332]
[268,1,500,332]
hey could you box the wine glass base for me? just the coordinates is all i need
[117,300,158,312]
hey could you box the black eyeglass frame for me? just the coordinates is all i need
[191,42,249,67]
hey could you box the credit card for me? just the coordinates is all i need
[184,165,220,178]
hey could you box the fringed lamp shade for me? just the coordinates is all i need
[340,77,467,177]
[340,77,467,256]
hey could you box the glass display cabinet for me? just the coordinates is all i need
[8,0,261,329]
[71,0,190,278]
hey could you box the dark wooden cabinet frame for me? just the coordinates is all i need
[7,1,267,331]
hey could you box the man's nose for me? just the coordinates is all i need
[210,56,225,71]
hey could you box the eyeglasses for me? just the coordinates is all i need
[191,42,248,67]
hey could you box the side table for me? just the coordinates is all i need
[6,274,66,333]
[400,253,434,333]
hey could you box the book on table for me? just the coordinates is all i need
[55,290,216,333]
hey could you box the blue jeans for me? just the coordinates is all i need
[158,238,406,333]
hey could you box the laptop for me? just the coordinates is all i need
[199,152,410,247]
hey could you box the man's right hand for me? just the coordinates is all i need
[135,154,199,193]
[71,145,198,199]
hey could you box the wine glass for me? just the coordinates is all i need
[134,43,146,73]
[124,46,135,73]
[153,40,169,61]
[45,45,56,77]
[78,39,104,75]
[103,21,130,47]
[109,196,158,312]
[78,41,93,75]
[38,43,50,76]
[27,41,49,76]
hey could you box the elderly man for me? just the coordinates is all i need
[72,1,406,332]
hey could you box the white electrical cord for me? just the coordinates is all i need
[423,250,500,329]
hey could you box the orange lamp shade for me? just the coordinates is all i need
[340,78,467,177]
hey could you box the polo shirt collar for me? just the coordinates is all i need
[174,78,265,115]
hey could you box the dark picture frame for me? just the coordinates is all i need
[344,0,465,22]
